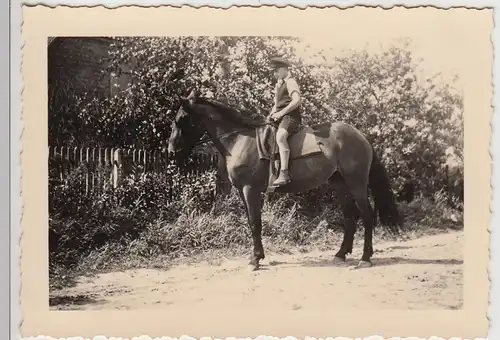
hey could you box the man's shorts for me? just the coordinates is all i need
[278,113,302,135]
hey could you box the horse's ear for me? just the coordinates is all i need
[186,89,197,105]
[179,96,192,107]
[187,89,196,100]
[178,89,196,108]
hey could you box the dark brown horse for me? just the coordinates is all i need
[168,90,402,271]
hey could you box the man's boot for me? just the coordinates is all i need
[271,169,291,186]
[271,146,291,187]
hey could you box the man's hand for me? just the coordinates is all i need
[270,110,284,121]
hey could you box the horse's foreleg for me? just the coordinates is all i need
[238,188,251,225]
[330,175,359,263]
[242,185,265,270]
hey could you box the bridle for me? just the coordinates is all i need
[190,125,268,149]
[185,113,276,149]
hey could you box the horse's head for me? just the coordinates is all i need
[167,90,206,161]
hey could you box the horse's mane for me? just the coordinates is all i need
[194,98,267,128]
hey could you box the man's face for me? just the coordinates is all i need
[273,66,288,80]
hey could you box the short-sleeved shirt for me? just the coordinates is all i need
[274,75,302,119]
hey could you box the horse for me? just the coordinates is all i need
[167,90,402,271]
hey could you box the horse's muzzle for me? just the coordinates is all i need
[167,142,176,155]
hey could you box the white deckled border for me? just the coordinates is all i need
[10,0,499,340]
[16,337,492,340]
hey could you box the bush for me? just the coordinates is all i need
[49,163,218,270]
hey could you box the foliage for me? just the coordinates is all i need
[48,36,332,148]
[48,81,88,147]
[325,40,464,196]
[49,36,463,199]
[49,163,217,270]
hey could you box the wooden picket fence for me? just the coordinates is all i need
[48,146,220,197]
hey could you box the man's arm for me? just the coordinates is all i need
[277,78,302,118]
[269,82,279,115]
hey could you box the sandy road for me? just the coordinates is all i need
[50,231,463,310]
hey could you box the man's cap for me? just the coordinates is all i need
[269,56,292,69]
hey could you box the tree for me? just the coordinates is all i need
[324,40,463,197]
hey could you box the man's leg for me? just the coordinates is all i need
[271,116,292,186]
[277,128,290,171]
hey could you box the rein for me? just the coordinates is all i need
[191,121,274,148]
[185,99,279,150]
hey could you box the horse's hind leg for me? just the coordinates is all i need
[354,195,375,267]
[329,174,360,263]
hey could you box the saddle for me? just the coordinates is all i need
[256,123,324,191]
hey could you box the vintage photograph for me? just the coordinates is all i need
[47,33,464,310]
[20,4,491,339]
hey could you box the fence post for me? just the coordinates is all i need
[121,149,132,180]
[113,148,123,189]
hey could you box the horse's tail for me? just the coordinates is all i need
[368,145,403,234]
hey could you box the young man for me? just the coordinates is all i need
[267,56,303,187]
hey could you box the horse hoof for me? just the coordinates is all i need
[348,260,372,270]
[333,256,346,265]
[248,262,260,272]
[357,260,373,269]
[248,264,259,272]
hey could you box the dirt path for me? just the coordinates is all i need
[50,231,463,310]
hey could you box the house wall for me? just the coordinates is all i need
[48,37,118,99]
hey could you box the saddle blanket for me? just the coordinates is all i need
[256,124,323,161]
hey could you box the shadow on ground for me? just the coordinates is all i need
[49,294,107,308]
[267,257,463,269]
[371,257,463,266]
